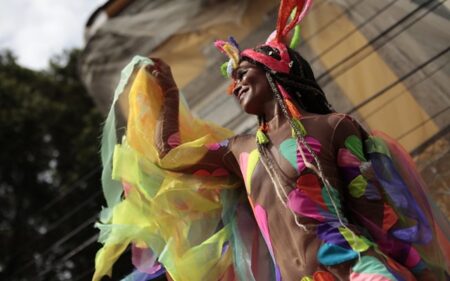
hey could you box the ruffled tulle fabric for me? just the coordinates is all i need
[368,131,450,278]
[93,56,271,281]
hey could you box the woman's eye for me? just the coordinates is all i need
[237,70,247,80]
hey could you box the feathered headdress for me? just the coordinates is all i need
[214,0,313,78]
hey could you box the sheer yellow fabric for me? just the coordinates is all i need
[93,65,240,281]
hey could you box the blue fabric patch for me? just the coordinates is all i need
[317,242,358,266]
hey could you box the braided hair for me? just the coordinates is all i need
[241,45,334,115]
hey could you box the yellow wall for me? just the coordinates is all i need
[303,2,438,151]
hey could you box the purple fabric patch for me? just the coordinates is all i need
[219,139,229,147]
[369,152,432,244]
[126,267,166,281]
[131,244,161,274]
[364,181,381,200]
[391,225,420,244]
[317,223,351,249]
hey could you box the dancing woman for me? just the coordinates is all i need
[93,1,449,280]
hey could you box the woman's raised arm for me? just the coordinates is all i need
[145,58,242,178]
[146,58,180,158]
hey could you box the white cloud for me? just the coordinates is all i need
[0,0,105,69]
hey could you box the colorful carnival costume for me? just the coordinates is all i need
[93,1,449,280]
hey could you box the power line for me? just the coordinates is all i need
[315,0,444,86]
[38,166,101,214]
[347,46,450,114]
[305,0,328,16]
[45,189,101,233]
[6,166,102,273]
[412,124,450,156]
[9,185,102,277]
[360,58,449,120]
[309,0,398,64]
[397,106,449,142]
[38,234,99,279]
[300,0,369,47]
[10,214,98,277]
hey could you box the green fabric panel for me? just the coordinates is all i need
[280,138,298,171]
[344,135,366,161]
[352,256,396,279]
[321,185,345,221]
[100,56,152,223]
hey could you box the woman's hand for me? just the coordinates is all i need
[146,58,178,94]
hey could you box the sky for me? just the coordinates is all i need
[0,0,106,70]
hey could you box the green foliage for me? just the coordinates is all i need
[0,49,104,280]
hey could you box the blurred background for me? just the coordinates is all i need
[1,0,449,280]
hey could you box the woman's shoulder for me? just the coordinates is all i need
[318,112,362,130]
[301,112,350,129]
[228,133,257,154]
[323,113,368,140]
[231,133,256,145]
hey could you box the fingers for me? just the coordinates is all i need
[145,64,159,77]
[145,57,178,92]
[150,57,170,71]
[146,57,170,77]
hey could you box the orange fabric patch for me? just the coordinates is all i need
[382,203,398,233]
[313,271,335,281]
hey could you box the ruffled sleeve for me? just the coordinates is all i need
[93,56,246,281]
[334,115,449,279]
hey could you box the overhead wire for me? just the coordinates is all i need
[347,46,450,115]
[10,214,98,277]
[309,0,398,64]
[315,0,445,86]
[37,166,101,215]
[397,106,450,142]
[357,57,450,120]
[299,0,368,46]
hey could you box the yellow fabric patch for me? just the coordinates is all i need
[338,227,371,253]
[348,175,368,198]
[246,149,260,193]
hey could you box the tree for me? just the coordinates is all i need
[0,49,104,280]
[0,49,168,281]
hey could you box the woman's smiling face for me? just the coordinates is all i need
[232,60,274,115]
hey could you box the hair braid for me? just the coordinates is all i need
[242,46,334,115]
